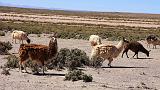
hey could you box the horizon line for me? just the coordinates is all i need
[0,4,160,15]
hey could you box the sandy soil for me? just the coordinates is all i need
[0,33,160,90]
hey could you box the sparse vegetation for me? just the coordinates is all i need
[64,69,93,82]
[90,57,104,68]
[4,55,19,68]
[0,41,12,55]
[0,20,159,40]
[48,48,90,70]
[81,74,93,82]
[1,6,160,41]
[1,68,10,76]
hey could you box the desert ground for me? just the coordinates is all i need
[0,32,160,90]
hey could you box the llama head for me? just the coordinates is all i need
[49,37,57,47]
[26,39,31,44]
[49,32,58,46]
[146,50,151,57]
[122,37,129,43]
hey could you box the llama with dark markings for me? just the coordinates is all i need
[146,35,159,48]
[90,38,128,67]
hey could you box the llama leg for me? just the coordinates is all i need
[108,58,113,67]
[42,61,45,75]
[12,39,14,43]
[133,52,139,59]
[19,39,21,44]
[42,65,45,75]
[133,52,137,58]
[19,61,23,72]
[125,50,129,58]
[22,40,23,44]
[153,45,156,49]
[136,52,139,59]
[22,61,28,73]
[148,44,150,48]
[15,39,17,44]
[122,49,129,58]
[121,51,125,58]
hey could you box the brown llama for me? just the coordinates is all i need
[122,41,150,59]
[19,36,58,74]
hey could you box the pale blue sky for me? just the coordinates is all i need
[0,0,160,14]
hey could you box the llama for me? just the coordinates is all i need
[90,38,128,67]
[89,35,102,47]
[122,41,150,58]
[151,40,160,49]
[18,36,58,74]
[11,30,30,44]
[146,35,158,48]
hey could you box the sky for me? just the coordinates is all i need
[0,0,160,14]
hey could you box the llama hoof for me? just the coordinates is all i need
[108,64,112,67]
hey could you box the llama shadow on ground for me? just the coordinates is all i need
[101,66,147,68]
[133,57,153,59]
[32,72,65,76]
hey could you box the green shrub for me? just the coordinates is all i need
[0,41,12,55]
[1,68,10,76]
[1,20,158,41]
[64,70,83,81]
[2,41,12,50]
[48,48,90,70]
[64,69,93,82]
[4,55,39,73]
[4,55,19,68]
[90,57,104,68]
[82,74,93,82]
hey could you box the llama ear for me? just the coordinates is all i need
[122,37,129,43]
[122,37,124,40]
[53,32,58,38]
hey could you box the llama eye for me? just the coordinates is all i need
[52,37,55,41]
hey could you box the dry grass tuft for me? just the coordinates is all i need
[0,41,12,55]
[1,68,10,76]
[64,69,93,82]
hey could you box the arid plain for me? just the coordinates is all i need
[0,33,160,90]
[0,6,160,90]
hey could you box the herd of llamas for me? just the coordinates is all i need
[9,30,160,74]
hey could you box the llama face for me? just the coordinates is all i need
[49,37,57,48]
[51,37,57,43]
[146,52,149,57]
[146,50,151,57]
[26,39,31,44]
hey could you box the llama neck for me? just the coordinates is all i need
[115,40,124,54]
[48,41,58,59]
[141,47,148,55]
